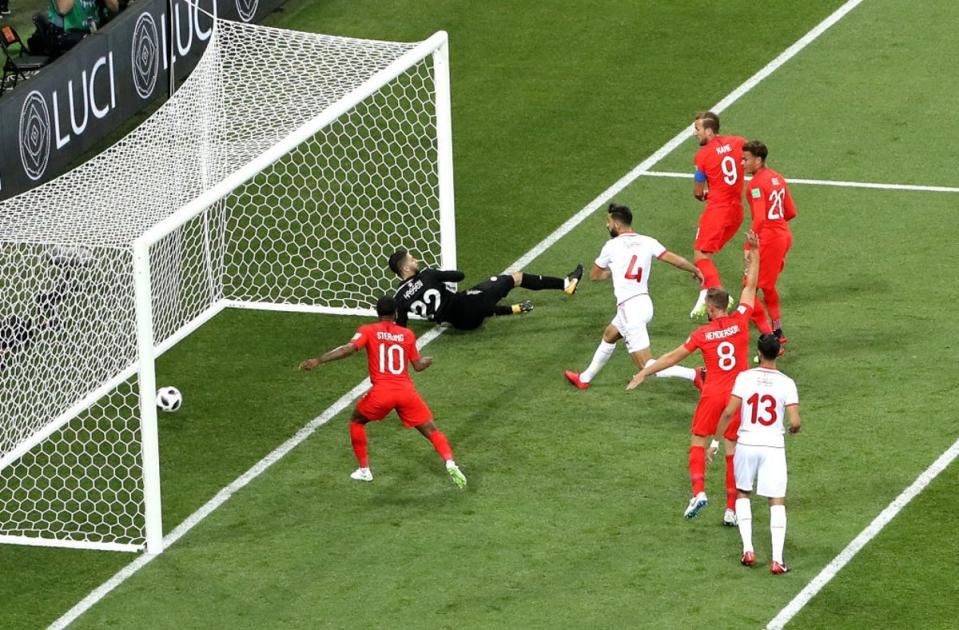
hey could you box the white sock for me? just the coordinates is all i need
[736,498,753,553]
[641,359,695,382]
[770,504,787,563]
[581,340,616,383]
[655,365,696,381]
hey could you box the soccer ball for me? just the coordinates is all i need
[156,386,182,413]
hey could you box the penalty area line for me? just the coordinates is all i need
[641,170,959,194]
[767,436,959,629]
[50,1,864,627]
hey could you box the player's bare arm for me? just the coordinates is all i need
[626,344,692,389]
[590,263,611,281]
[709,395,742,464]
[659,251,704,284]
[739,231,761,308]
[411,356,433,372]
[299,342,359,370]
[693,179,707,202]
[787,405,801,433]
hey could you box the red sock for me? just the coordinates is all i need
[694,258,721,289]
[689,446,706,495]
[750,294,773,334]
[725,455,736,510]
[428,430,453,461]
[764,286,782,323]
[349,421,369,468]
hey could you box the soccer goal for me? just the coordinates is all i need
[0,19,455,554]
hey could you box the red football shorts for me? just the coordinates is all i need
[691,392,741,440]
[757,232,792,288]
[695,202,744,253]
[356,385,432,427]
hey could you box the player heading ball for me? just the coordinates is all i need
[387,250,583,330]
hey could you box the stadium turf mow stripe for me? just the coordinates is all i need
[50,0,865,627]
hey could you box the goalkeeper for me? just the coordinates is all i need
[387,249,583,330]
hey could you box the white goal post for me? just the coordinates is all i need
[0,20,455,554]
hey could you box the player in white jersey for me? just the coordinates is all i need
[565,204,704,389]
[713,333,801,574]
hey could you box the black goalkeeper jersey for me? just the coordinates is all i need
[393,268,465,327]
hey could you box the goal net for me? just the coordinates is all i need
[0,19,455,553]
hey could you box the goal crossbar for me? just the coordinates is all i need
[136,30,451,254]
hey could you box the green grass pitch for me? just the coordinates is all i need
[3,0,959,628]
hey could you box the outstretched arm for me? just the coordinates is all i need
[660,251,704,284]
[739,231,760,309]
[299,343,358,370]
[590,264,611,281]
[627,344,692,389]
[436,270,466,282]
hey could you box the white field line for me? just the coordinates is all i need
[49,1,863,628]
[508,0,863,272]
[767,436,959,629]
[642,170,959,193]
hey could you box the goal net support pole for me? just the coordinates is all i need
[0,24,455,554]
[434,40,457,272]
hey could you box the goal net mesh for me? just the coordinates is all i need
[0,19,446,550]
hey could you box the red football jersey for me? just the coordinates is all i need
[683,303,752,396]
[350,321,421,387]
[745,167,796,237]
[694,135,747,208]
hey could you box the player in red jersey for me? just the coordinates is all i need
[689,111,748,318]
[742,140,796,345]
[628,231,760,525]
[299,295,467,488]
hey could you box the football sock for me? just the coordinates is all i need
[520,273,564,291]
[772,324,784,337]
[770,504,787,564]
[496,304,515,316]
[642,358,695,381]
[750,295,774,334]
[736,498,753,553]
[349,421,369,468]
[428,431,454,461]
[689,446,706,495]
[581,340,616,383]
[764,287,782,322]
[694,258,721,289]
[725,455,737,510]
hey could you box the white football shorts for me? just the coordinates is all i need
[611,294,653,353]
[734,443,788,498]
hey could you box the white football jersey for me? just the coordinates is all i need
[594,232,666,304]
[732,367,799,448]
